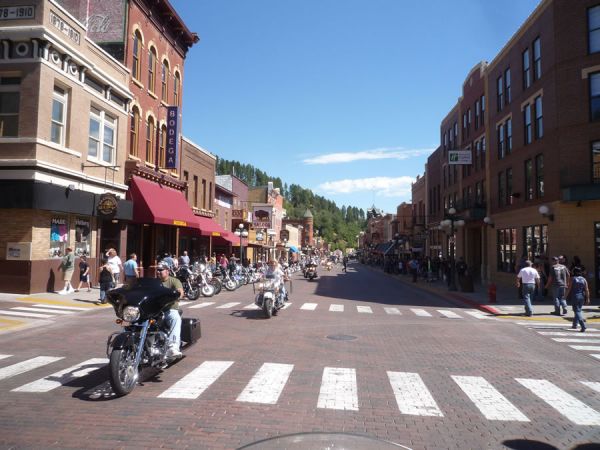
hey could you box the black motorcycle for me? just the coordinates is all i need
[173,265,201,300]
[105,278,201,396]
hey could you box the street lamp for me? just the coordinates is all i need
[440,207,465,291]
[234,223,249,264]
[283,238,289,263]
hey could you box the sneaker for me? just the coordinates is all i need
[166,345,182,358]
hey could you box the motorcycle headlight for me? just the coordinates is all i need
[122,306,140,322]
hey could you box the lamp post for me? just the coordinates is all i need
[440,207,465,291]
[234,223,249,265]
[283,238,289,263]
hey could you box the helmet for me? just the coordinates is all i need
[157,262,170,271]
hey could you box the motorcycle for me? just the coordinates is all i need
[173,265,201,300]
[105,278,201,396]
[253,275,290,318]
[305,263,318,281]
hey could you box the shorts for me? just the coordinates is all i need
[63,269,74,282]
[79,273,89,282]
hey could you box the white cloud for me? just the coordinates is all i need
[303,147,433,165]
[316,176,415,198]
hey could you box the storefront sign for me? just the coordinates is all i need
[255,232,264,242]
[211,231,221,237]
[252,205,272,229]
[448,150,472,165]
[0,6,35,20]
[6,242,32,260]
[97,193,118,216]
[173,220,187,227]
[165,106,179,169]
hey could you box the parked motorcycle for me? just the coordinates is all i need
[105,278,201,396]
[253,275,290,318]
[173,265,201,300]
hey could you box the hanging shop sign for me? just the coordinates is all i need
[255,231,264,241]
[252,205,272,229]
[448,150,472,165]
[165,106,179,169]
[97,193,118,216]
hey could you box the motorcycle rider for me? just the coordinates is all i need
[156,262,184,358]
[266,259,289,304]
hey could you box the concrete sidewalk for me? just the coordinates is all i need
[370,264,600,323]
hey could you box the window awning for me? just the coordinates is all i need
[128,176,199,228]
[196,216,223,236]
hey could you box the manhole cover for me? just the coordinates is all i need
[326,334,357,341]
[238,432,411,449]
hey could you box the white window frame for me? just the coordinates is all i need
[51,86,67,146]
[88,106,116,164]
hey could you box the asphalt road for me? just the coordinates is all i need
[0,262,599,450]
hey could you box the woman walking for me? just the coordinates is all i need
[566,266,590,332]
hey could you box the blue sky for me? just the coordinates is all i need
[170,0,541,215]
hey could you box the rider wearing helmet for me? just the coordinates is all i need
[156,261,184,358]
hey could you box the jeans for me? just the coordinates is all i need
[522,283,536,315]
[164,309,182,348]
[572,294,586,329]
[553,285,567,312]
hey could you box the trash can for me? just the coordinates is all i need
[459,274,474,292]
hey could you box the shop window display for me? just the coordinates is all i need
[75,218,91,256]
[50,217,68,257]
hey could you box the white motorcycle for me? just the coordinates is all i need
[253,275,290,318]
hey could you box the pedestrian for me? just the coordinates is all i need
[409,257,419,283]
[98,257,113,304]
[179,250,190,267]
[106,248,123,287]
[123,253,140,286]
[566,266,590,332]
[75,255,91,292]
[517,260,540,317]
[545,256,570,315]
[58,247,75,294]
[569,256,587,278]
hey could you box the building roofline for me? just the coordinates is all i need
[181,136,217,160]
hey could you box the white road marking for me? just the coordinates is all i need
[32,304,88,311]
[452,376,529,422]
[0,355,12,360]
[552,338,600,343]
[317,367,358,411]
[437,309,462,319]
[281,302,292,309]
[243,303,260,310]
[592,354,600,360]
[464,310,492,320]
[187,302,215,309]
[12,358,108,392]
[537,331,595,336]
[158,361,234,399]
[356,306,373,314]
[329,304,344,312]
[387,371,444,417]
[384,307,401,315]
[516,378,600,426]
[179,301,191,306]
[236,363,294,404]
[0,356,64,381]
[12,307,74,315]
[411,308,432,317]
[517,322,571,327]
[300,303,318,311]
[569,345,600,351]
[0,310,54,318]
[216,302,241,309]
[581,381,600,394]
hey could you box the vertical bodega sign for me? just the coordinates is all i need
[165,106,179,169]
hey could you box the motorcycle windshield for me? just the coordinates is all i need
[106,278,180,319]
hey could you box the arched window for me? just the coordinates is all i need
[173,72,180,106]
[129,106,140,157]
[159,124,166,167]
[145,116,155,163]
[148,47,157,93]
[161,60,169,102]
[132,31,142,81]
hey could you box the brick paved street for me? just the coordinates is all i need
[0,262,599,449]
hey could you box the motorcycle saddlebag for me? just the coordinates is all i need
[181,318,201,343]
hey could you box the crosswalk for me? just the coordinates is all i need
[518,323,600,360]
[0,303,103,322]
[1,353,599,426]
[181,301,494,320]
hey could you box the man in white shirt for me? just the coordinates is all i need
[516,260,540,317]
[266,260,289,304]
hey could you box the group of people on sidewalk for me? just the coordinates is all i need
[517,256,590,331]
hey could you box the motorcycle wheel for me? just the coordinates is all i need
[108,346,138,397]
[209,278,222,295]
[186,284,201,301]
[263,298,273,318]
[224,280,237,291]
[201,283,215,297]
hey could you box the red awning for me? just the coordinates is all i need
[196,215,222,236]
[128,175,199,228]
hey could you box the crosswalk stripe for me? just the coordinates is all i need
[517,322,570,327]
[158,361,234,399]
[387,371,443,417]
[384,307,401,315]
[411,309,432,317]
[437,309,462,319]
[329,304,344,312]
[244,303,260,310]
[569,345,600,351]
[357,306,373,314]
[552,338,600,343]
[516,378,600,426]
[317,367,358,411]
[179,301,192,306]
[537,331,593,336]
[464,310,491,320]
[452,376,529,422]
[12,307,74,315]
[0,310,54,318]
[300,303,318,311]
[581,381,600,394]
[592,354,600,360]
[281,302,292,310]
[188,302,215,309]
[12,358,108,392]
[0,355,12,360]
[0,356,64,381]
[216,302,241,309]
[32,304,88,311]
[236,363,294,404]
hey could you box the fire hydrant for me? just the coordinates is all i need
[488,283,497,303]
